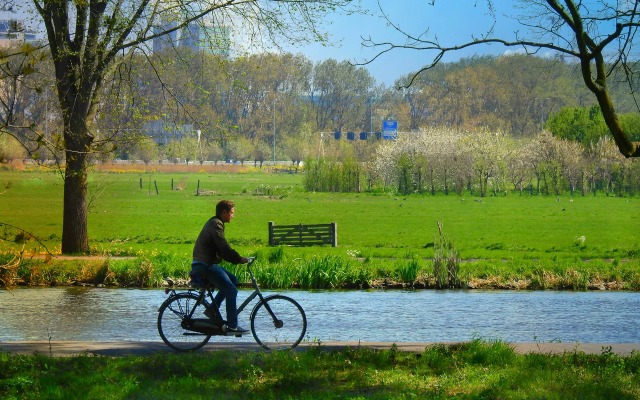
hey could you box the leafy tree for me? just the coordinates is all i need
[619,114,640,142]
[181,137,200,165]
[201,140,223,164]
[588,136,626,196]
[283,121,314,170]
[545,105,608,146]
[506,139,535,194]
[17,0,358,253]
[131,136,159,164]
[310,59,374,132]
[252,139,271,168]
[0,134,26,162]
[165,140,184,164]
[0,45,57,161]
[227,136,252,165]
[462,130,511,197]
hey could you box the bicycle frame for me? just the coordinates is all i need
[171,257,279,327]
[236,260,265,316]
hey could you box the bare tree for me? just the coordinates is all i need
[16,0,359,253]
[0,44,56,159]
[364,0,640,158]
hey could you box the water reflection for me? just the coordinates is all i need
[0,288,638,343]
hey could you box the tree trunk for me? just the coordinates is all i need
[61,143,90,254]
[593,82,640,158]
[60,101,94,253]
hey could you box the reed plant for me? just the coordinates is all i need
[252,262,298,288]
[395,256,422,284]
[296,255,354,289]
[432,221,462,289]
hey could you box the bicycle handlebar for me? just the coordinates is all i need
[246,256,256,265]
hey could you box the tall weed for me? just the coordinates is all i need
[433,221,462,289]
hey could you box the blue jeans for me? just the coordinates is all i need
[191,262,239,327]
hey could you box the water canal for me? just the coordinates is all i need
[1,288,638,344]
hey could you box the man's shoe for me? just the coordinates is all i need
[222,324,249,334]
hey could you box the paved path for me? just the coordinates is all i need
[1,341,639,357]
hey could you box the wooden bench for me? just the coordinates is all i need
[268,222,337,247]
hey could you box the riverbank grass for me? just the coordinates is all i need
[3,249,640,290]
[1,341,639,399]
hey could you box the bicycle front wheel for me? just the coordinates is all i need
[157,293,211,351]
[250,295,307,350]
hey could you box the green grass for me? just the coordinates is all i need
[1,168,639,289]
[2,169,637,258]
[1,341,639,399]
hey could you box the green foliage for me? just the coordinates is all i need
[545,105,609,146]
[266,245,286,263]
[303,158,363,193]
[393,256,422,284]
[619,113,640,141]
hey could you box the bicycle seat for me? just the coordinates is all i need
[189,271,215,290]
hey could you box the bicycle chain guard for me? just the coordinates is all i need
[182,318,225,335]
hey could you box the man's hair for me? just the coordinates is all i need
[216,200,234,217]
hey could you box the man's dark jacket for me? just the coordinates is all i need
[192,216,242,265]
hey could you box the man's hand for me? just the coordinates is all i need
[240,257,250,264]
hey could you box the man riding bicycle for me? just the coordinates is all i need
[191,199,249,334]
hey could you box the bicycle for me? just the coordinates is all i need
[157,257,307,351]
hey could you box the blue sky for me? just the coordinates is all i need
[2,0,527,87]
[286,0,526,86]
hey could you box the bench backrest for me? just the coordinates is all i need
[268,222,337,247]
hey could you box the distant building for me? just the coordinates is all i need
[153,18,231,57]
[0,19,39,48]
[152,18,178,53]
[143,120,196,146]
[199,23,231,57]
[179,22,200,51]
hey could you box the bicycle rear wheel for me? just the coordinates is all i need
[250,295,307,350]
[157,293,212,351]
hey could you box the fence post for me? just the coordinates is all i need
[139,178,142,189]
[331,222,337,247]
[268,221,274,246]
[196,180,200,196]
[154,180,159,195]
[171,178,174,191]
[298,224,304,246]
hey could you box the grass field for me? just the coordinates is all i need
[2,167,638,258]
[1,166,639,289]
